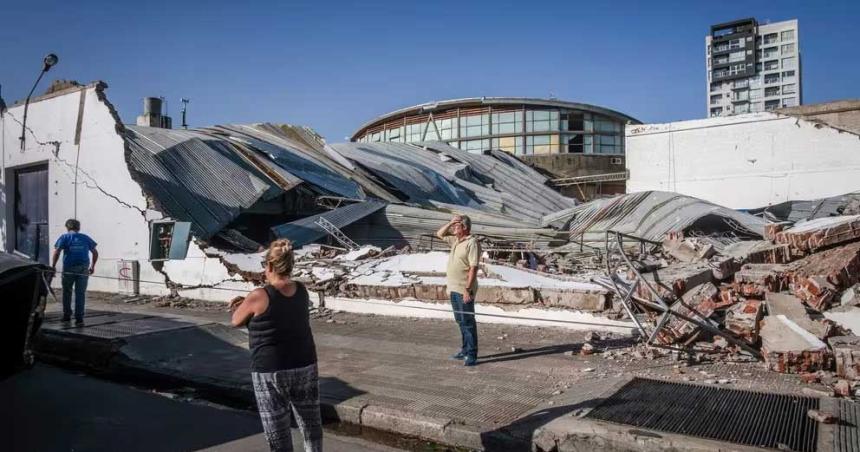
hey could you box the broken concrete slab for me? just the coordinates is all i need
[724,299,763,343]
[841,284,860,307]
[774,214,860,252]
[662,237,715,263]
[766,292,830,340]
[760,314,831,374]
[829,336,860,380]
[637,262,714,302]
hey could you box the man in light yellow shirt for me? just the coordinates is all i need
[435,214,481,366]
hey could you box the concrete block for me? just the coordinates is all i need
[760,314,832,374]
[829,336,860,380]
[766,292,830,339]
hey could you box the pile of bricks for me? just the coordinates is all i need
[627,214,860,388]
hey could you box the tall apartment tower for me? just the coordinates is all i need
[705,18,801,117]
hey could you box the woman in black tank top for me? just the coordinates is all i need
[230,239,321,452]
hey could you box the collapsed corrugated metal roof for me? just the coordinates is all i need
[124,126,280,238]
[271,200,388,248]
[545,191,767,245]
[749,191,860,223]
[123,123,579,248]
[329,141,576,224]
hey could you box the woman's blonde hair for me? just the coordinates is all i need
[264,239,295,277]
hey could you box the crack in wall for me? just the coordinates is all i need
[6,109,147,215]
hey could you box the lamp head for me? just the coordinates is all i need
[42,53,59,72]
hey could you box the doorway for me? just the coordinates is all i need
[14,164,49,265]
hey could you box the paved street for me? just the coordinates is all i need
[0,364,402,452]
[31,292,824,450]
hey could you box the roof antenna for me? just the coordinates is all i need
[180,98,190,129]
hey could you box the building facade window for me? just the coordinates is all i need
[781,43,795,54]
[782,83,796,94]
[782,57,796,69]
[781,30,795,41]
[764,73,780,84]
[435,118,457,140]
[525,110,559,133]
[491,111,523,135]
[764,99,780,111]
[782,97,797,107]
[764,86,781,97]
[764,60,779,71]
[459,114,489,138]
[354,102,631,158]
[763,33,779,44]
[525,135,558,155]
[781,70,796,82]
[405,123,424,143]
[763,46,779,58]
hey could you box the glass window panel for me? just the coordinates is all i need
[782,57,796,69]
[424,124,440,141]
[532,110,550,120]
[781,30,795,41]
[781,43,795,54]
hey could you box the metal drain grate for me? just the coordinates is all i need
[586,378,819,452]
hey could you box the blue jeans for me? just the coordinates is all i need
[62,264,89,321]
[450,292,478,359]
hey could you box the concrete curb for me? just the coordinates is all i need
[34,329,503,451]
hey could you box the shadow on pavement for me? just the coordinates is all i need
[477,337,635,365]
[480,397,606,452]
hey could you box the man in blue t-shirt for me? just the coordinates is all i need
[51,219,99,325]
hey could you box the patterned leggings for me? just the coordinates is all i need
[252,364,322,452]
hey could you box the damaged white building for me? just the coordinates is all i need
[0,82,634,330]
[625,100,860,209]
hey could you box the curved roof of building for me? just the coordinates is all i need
[352,97,641,139]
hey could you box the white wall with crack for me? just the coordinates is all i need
[0,82,250,300]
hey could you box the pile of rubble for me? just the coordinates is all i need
[285,243,615,315]
[607,212,860,394]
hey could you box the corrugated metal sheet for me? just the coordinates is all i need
[342,204,567,249]
[124,127,277,239]
[270,200,388,247]
[749,191,860,223]
[329,142,577,224]
[546,191,767,244]
[419,141,577,216]
[208,125,365,199]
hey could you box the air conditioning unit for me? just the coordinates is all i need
[610,157,623,165]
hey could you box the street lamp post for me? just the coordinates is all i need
[19,53,59,150]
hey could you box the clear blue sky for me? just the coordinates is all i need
[1,0,857,141]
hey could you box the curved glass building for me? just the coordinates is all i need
[351,97,639,157]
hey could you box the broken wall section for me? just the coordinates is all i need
[626,112,860,209]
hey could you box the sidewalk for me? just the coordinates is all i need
[36,292,842,451]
